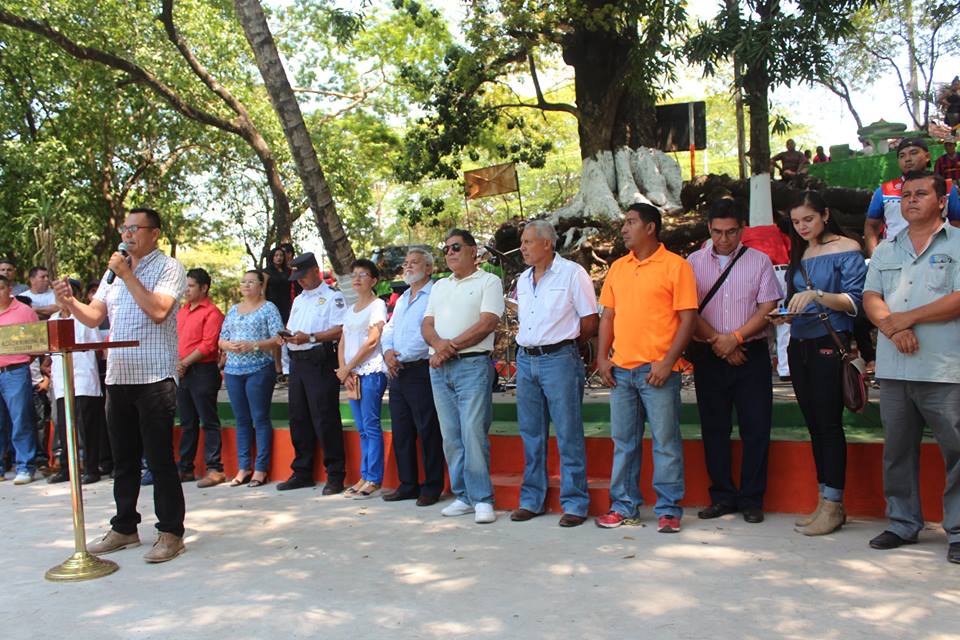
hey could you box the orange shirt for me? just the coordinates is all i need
[599,244,698,370]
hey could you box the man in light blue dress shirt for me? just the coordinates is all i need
[863,171,960,565]
[381,249,444,506]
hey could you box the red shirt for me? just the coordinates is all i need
[0,298,40,367]
[176,298,224,363]
[740,225,791,266]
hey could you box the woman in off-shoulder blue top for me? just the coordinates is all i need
[774,191,867,537]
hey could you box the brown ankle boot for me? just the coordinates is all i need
[795,495,824,527]
[798,499,844,536]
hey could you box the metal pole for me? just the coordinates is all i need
[45,351,118,581]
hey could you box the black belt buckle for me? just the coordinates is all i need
[523,339,574,357]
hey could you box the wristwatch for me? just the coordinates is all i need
[253,343,260,352]
[309,334,317,344]
[816,289,824,299]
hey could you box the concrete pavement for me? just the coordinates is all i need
[1,477,957,639]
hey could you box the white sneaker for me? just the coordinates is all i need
[441,499,474,517]
[474,503,496,524]
[13,471,34,485]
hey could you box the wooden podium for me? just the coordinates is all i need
[0,318,137,581]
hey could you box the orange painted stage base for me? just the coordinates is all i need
[176,427,948,520]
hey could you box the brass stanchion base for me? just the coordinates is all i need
[45,551,119,582]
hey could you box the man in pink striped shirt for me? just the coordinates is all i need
[686,199,782,523]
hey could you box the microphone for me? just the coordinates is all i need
[105,242,129,284]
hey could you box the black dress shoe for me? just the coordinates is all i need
[948,543,960,564]
[742,507,765,523]
[558,513,588,528]
[47,469,69,484]
[277,475,316,492]
[697,503,738,519]
[321,479,344,495]
[416,495,439,507]
[869,530,917,550]
[179,471,196,483]
[382,491,418,502]
[81,473,101,485]
[510,508,541,522]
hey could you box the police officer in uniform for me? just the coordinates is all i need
[277,253,347,493]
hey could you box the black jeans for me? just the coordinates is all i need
[693,340,773,509]
[388,361,445,498]
[106,379,185,537]
[176,362,223,473]
[288,350,344,482]
[55,396,101,474]
[788,334,848,495]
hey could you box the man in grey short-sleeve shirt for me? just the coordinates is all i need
[863,171,960,565]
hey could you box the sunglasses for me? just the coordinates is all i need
[443,243,465,255]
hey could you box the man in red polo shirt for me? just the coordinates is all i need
[175,268,225,487]
[0,275,40,484]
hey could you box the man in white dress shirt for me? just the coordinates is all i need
[510,220,599,527]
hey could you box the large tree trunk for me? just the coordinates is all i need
[743,0,779,176]
[233,0,355,276]
[549,11,676,222]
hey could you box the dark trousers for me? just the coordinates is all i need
[55,396,101,474]
[852,314,877,363]
[788,334,848,495]
[176,362,223,473]
[106,380,185,537]
[693,340,772,508]
[388,361,445,498]
[33,389,50,467]
[288,352,344,482]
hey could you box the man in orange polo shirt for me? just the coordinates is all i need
[595,203,698,532]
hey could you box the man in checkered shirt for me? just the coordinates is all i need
[53,207,188,564]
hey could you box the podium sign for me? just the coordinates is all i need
[3,319,137,582]
[0,322,50,355]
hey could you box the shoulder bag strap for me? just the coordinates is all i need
[698,246,749,314]
[797,260,848,356]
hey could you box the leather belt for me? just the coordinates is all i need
[521,339,575,357]
[452,351,490,359]
[0,362,28,374]
[402,359,430,368]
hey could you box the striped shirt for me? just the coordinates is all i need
[686,244,782,339]
[94,249,186,385]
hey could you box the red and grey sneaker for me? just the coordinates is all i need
[657,515,681,533]
[595,511,627,528]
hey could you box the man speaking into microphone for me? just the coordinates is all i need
[53,207,187,563]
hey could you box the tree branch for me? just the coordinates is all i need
[0,9,244,136]
[526,53,579,117]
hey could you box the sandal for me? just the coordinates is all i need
[229,472,252,487]
[343,479,366,497]
[248,472,268,488]
[354,481,381,500]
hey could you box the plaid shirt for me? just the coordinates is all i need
[935,153,960,181]
[94,249,186,385]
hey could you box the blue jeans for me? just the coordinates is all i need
[0,365,36,474]
[430,356,495,506]
[348,372,388,484]
[516,345,590,516]
[609,364,684,518]
[225,365,276,473]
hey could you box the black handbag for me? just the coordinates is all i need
[798,263,868,413]
[684,246,749,364]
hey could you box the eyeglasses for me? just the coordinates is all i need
[443,243,464,255]
[119,224,158,234]
[350,272,372,280]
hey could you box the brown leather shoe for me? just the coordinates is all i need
[416,495,439,507]
[559,513,587,527]
[143,532,186,563]
[197,470,227,488]
[510,508,541,522]
[88,530,141,555]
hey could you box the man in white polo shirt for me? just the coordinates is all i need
[510,220,598,527]
[422,229,504,524]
